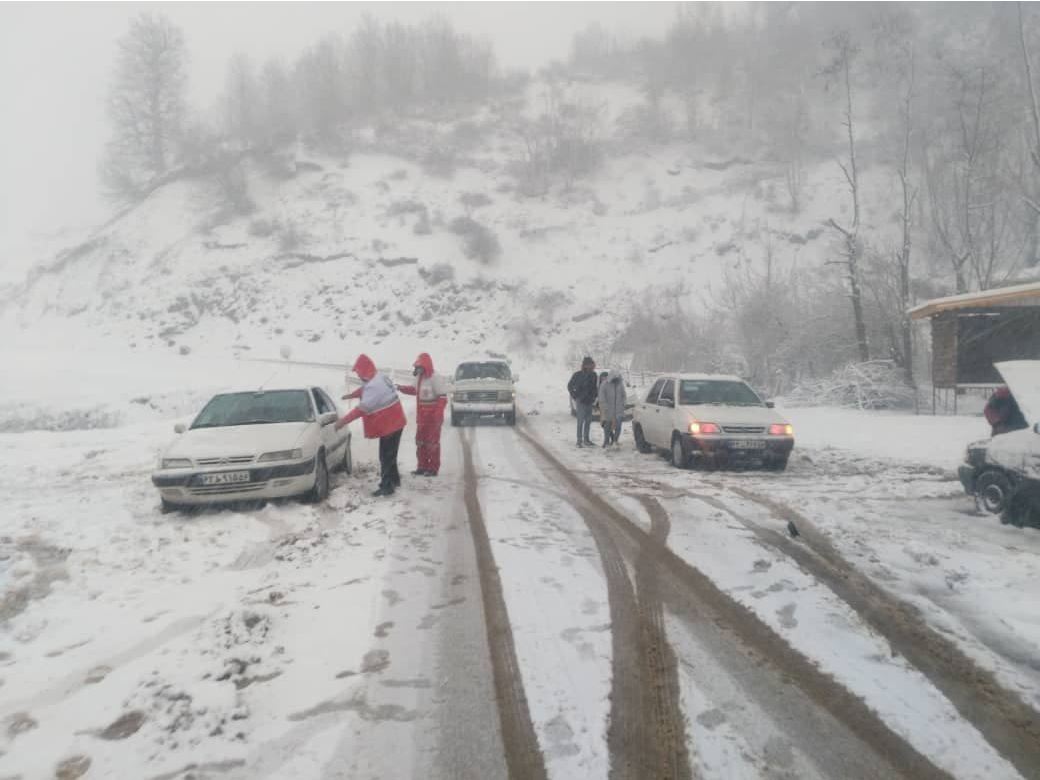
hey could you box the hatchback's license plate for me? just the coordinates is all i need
[730,440,766,450]
[201,471,251,485]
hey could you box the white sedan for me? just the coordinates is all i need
[151,386,352,512]
[632,373,794,470]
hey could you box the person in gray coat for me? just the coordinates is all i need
[598,368,627,447]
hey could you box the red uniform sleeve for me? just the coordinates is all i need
[340,407,363,426]
[398,384,417,396]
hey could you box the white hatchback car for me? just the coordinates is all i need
[632,374,794,470]
[152,386,352,512]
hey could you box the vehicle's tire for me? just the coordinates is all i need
[341,441,353,475]
[633,424,653,454]
[160,499,181,515]
[671,434,689,469]
[1001,487,1039,528]
[976,470,1013,514]
[304,452,329,504]
[767,454,790,472]
[505,408,516,426]
[451,410,461,427]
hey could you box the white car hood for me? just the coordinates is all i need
[996,360,1040,425]
[986,427,1040,479]
[165,422,311,459]
[680,404,787,426]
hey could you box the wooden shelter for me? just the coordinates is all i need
[909,281,1040,413]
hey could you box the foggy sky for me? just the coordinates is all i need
[0,2,680,268]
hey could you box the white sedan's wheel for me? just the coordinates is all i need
[671,436,688,469]
[305,453,330,503]
[342,441,353,475]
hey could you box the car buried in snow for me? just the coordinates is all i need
[450,359,517,426]
[958,360,1040,529]
[632,373,794,471]
[151,386,352,512]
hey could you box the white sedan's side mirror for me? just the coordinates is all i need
[174,423,186,434]
[319,412,338,427]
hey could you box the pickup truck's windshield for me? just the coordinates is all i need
[191,390,314,428]
[679,380,763,407]
[455,362,511,381]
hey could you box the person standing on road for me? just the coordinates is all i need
[397,352,448,477]
[568,356,598,447]
[597,371,609,445]
[598,368,627,447]
[337,354,407,497]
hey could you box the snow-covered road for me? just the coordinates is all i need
[2,370,1040,779]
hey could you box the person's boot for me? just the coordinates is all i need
[373,484,392,497]
[412,469,427,476]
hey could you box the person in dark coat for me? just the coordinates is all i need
[337,354,407,496]
[568,356,598,447]
[984,386,1028,436]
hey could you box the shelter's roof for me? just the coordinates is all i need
[909,281,1040,320]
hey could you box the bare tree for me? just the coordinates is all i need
[822,30,870,363]
[259,58,297,148]
[223,53,260,148]
[102,13,188,196]
[294,35,350,146]
[924,63,1022,291]
[895,43,917,383]
[1019,1,1040,191]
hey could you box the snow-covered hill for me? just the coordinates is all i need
[2,80,904,373]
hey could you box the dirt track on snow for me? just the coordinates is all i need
[459,428,548,780]
[516,423,955,780]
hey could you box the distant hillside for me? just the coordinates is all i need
[1,79,912,372]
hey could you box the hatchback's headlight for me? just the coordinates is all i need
[258,449,303,462]
[162,458,193,469]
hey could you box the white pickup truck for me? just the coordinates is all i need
[450,360,518,426]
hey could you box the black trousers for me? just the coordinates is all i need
[379,429,403,488]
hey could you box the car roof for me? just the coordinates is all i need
[212,386,316,396]
[656,373,746,383]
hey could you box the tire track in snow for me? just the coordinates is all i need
[514,429,694,780]
[516,424,951,780]
[459,428,548,780]
[719,486,1040,780]
[631,495,696,780]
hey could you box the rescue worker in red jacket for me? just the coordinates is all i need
[336,354,407,497]
[397,353,448,476]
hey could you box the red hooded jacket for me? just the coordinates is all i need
[398,352,448,425]
[340,354,407,439]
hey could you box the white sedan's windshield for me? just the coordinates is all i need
[679,380,763,407]
[191,390,314,428]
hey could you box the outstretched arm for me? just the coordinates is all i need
[335,406,362,431]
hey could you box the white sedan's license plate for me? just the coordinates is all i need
[201,471,251,485]
[730,440,766,450]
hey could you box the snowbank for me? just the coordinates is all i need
[782,407,988,471]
